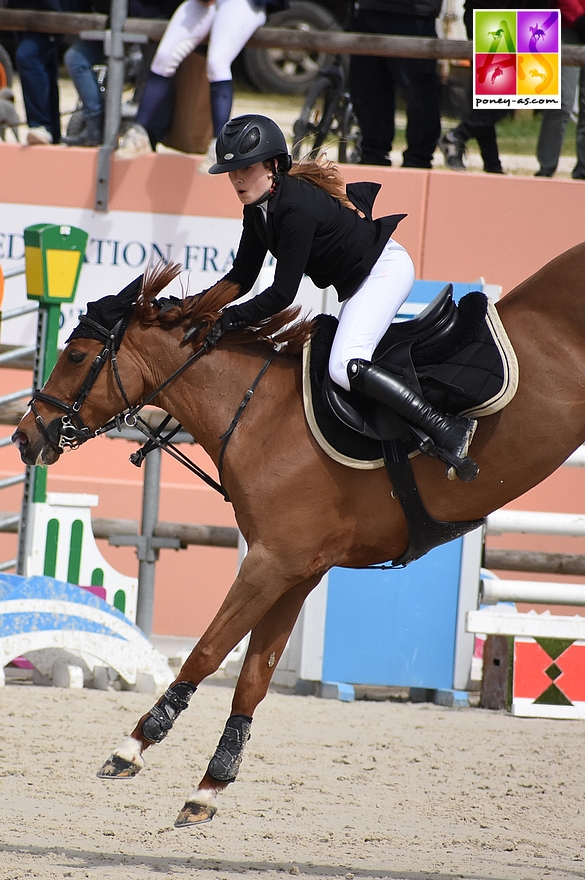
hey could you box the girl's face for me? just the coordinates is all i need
[228,162,273,205]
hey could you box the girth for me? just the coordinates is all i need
[382,440,484,567]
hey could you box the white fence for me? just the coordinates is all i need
[483,446,585,606]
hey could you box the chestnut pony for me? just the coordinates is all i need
[13,242,585,827]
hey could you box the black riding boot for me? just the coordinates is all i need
[347,359,478,475]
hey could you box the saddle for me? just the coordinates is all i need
[302,285,519,566]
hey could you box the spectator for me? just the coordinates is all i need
[438,0,510,173]
[0,87,20,140]
[116,0,285,160]
[534,0,585,179]
[63,0,173,147]
[9,0,91,145]
[439,0,552,174]
[62,0,109,147]
[347,0,442,168]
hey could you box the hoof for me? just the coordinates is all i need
[97,754,142,779]
[174,800,217,827]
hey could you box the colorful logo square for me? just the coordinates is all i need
[517,10,559,52]
[517,53,559,95]
[475,10,517,52]
[475,54,517,95]
[473,9,561,109]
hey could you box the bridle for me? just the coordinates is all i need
[28,308,275,501]
[28,309,213,455]
[29,313,133,454]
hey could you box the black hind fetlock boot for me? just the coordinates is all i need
[347,359,479,480]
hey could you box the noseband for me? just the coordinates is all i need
[29,314,132,455]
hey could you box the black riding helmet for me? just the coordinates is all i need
[208,114,292,175]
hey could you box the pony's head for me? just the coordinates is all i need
[12,261,314,466]
[12,263,183,466]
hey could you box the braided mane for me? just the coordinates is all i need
[134,261,315,354]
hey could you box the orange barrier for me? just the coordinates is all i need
[1,142,584,294]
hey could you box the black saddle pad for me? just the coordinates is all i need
[405,293,510,416]
[304,292,516,466]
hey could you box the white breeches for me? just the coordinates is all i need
[151,0,267,82]
[329,238,415,391]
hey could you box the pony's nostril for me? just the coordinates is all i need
[11,431,28,449]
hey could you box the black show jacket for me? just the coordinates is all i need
[223,174,406,327]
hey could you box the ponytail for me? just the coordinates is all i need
[287,155,359,213]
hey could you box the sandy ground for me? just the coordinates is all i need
[1,676,584,880]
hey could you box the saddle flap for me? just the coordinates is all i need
[323,373,411,442]
[323,374,377,439]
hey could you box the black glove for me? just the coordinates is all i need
[205,321,226,348]
[574,14,585,42]
[204,309,247,348]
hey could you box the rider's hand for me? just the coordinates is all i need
[205,322,225,348]
[205,309,247,347]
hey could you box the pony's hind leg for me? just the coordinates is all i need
[175,575,320,827]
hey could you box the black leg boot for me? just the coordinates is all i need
[347,359,479,480]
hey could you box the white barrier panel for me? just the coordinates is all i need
[468,608,585,639]
[25,493,138,622]
[481,579,585,606]
[564,447,585,467]
[486,509,585,537]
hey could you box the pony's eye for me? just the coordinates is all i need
[68,350,87,364]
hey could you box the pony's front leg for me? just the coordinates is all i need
[97,548,320,781]
[96,678,198,779]
[175,575,320,827]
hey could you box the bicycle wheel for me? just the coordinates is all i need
[292,74,338,161]
[337,98,361,164]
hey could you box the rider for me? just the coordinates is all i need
[205,114,477,474]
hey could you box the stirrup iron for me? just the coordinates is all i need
[408,424,479,482]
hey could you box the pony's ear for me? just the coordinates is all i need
[101,274,143,324]
[68,275,144,342]
[117,275,144,305]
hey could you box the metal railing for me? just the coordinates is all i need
[1,10,585,66]
[0,263,35,572]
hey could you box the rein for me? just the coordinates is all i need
[123,349,275,502]
[30,309,276,502]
